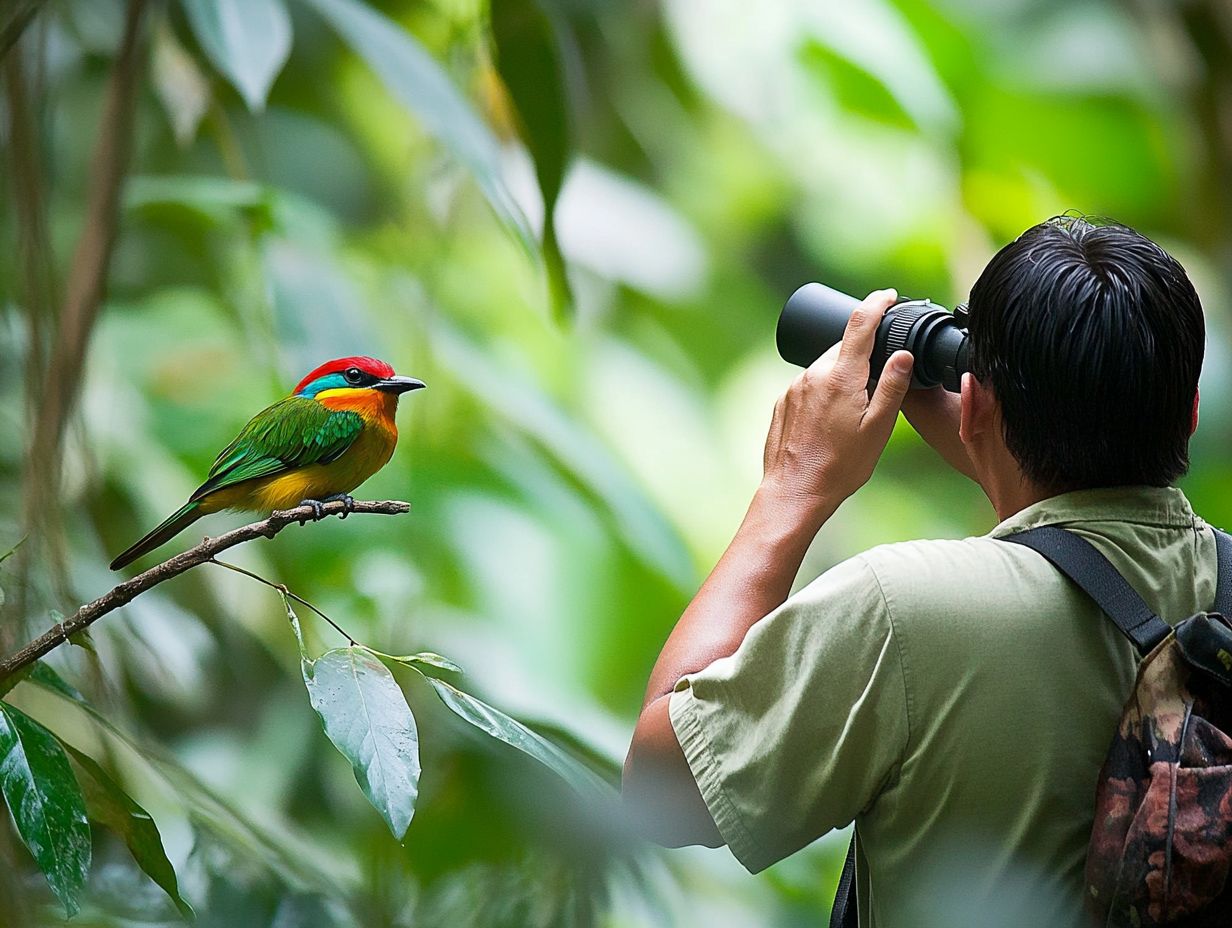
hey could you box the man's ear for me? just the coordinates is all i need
[959,372,995,444]
[1191,389,1200,436]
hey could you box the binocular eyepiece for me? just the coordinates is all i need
[776,283,970,393]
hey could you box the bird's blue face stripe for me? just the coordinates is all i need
[297,372,350,398]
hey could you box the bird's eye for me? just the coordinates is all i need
[344,367,363,385]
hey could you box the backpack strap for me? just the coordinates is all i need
[830,835,857,928]
[1001,526,1172,656]
[1214,528,1232,618]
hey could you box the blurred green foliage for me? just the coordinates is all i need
[2,0,1231,924]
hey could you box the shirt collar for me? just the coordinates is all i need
[987,485,1199,539]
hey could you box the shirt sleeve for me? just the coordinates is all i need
[668,553,910,873]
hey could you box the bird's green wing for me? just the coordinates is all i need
[190,397,364,501]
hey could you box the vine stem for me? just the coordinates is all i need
[0,499,411,683]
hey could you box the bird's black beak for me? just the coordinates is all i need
[375,376,426,395]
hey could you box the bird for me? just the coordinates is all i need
[110,356,425,571]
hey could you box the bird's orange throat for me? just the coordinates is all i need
[315,387,400,433]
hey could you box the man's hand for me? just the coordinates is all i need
[760,289,914,519]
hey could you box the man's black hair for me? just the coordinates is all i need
[966,215,1204,492]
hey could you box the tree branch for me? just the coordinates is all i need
[0,500,412,683]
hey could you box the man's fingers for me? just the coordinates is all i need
[864,350,914,433]
[802,342,841,381]
[835,289,897,371]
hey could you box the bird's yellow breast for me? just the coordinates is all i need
[202,389,400,513]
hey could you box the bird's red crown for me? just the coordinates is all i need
[294,356,395,395]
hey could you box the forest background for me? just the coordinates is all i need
[2,0,1231,925]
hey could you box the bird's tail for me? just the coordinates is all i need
[110,502,203,571]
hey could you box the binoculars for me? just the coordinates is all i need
[776,283,970,392]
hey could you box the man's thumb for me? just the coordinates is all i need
[866,351,914,427]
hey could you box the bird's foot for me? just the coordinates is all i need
[322,493,356,519]
[296,498,327,524]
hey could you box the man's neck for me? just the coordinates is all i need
[963,429,1060,522]
[987,479,1055,523]
[972,446,1054,522]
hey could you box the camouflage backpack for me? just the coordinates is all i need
[828,525,1232,928]
[1004,526,1232,927]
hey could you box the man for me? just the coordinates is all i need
[622,216,1210,926]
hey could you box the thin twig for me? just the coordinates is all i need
[0,500,411,683]
[23,0,148,546]
[208,557,357,645]
[0,0,47,63]
[4,22,56,645]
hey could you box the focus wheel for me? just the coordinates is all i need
[885,305,927,355]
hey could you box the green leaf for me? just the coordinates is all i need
[29,662,85,704]
[282,593,311,661]
[32,677,344,895]
[0,703,91,917]
[64,745,195,921]
[126,174,272,225]
[152,18,211,147]
[490,0,574,320]
[179,0,292,111]
[373,650,463,675]
[799,39,916,130]
[0,669,24,700]
[3,660,84,703]
[301,0,534,252]
[301,647,420,840]
[17,665,191,915]
[67,627,97,656]
[540,220,571,324]
[424,678,614,800]
[522,718,622,788]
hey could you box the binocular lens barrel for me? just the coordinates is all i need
[776,283,970,393]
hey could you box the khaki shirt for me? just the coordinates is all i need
[669,486,1217,927]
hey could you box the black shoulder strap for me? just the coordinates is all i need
[1002,525,1232,656]
[830,835,857,928]
[1214,529,1232,619]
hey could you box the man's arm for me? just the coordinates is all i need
[901,386,977,481]
[621,488,827,847]
[622,290,915,847]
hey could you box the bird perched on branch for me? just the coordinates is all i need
[110,356,425,571]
